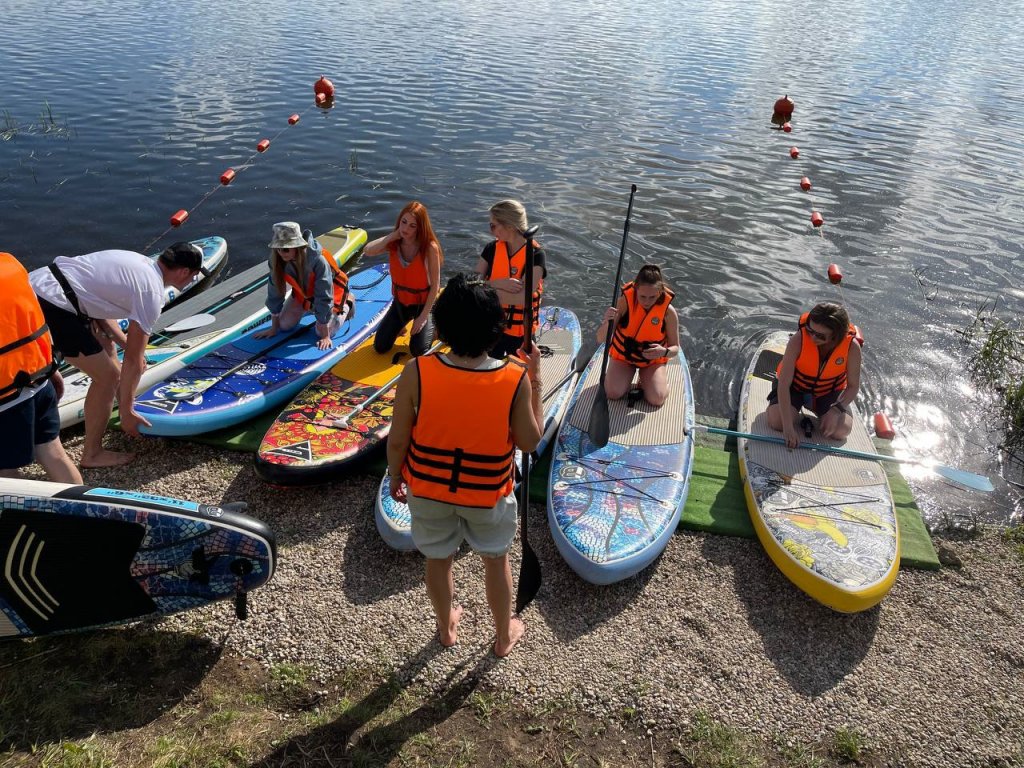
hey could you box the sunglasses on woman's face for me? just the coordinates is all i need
[806,324,830,341]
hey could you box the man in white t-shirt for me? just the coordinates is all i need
[29,243,208,468]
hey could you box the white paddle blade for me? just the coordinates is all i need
[162,313,216,333]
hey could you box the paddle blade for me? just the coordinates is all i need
[934,465,994,493]
[162,313,216,333]
[515,452,541,613]
[587,387,610,448]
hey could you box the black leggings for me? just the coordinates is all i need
[374,301,434,357]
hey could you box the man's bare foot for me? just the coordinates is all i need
[439,604,463,648]
[493,615,525,658]
[80,449,135,468]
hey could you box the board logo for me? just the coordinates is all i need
[135,397,181,414]
[239,363,267,377]
[266,441,313,461]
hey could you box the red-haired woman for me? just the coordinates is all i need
[364,201,444,357]
[597,264,680,407]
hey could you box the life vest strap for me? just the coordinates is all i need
[0,324,49,357]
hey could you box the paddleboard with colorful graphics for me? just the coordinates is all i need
[135,263,392,437]
[374,307,582,551]
[736,330,898,613]
[254,318,443,484]
[0,477,275,638]
[58,227,365,428]
[547,344,695,585]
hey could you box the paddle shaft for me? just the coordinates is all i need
[334,341,442,426]
[515,224,542,615]
[690,424,994,491]
[588,184,638,447]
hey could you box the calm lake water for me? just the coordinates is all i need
[2,0,1022,523]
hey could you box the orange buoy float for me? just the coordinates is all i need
[874,412,896,440]
[827,263,843,284]
[800,176,812,191]
[315,92,327,105]
[790,146,800,159]
[288,114,300,125]
[811,211,824,227]
[314,75,335,100]
[170,209,189,227]
[220,168,236,185]
[783,122,792,133]
[774,95,795,118]
[257,138,270,153]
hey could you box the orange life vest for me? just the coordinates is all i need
[0,252,56,403]
[403,355,526,508]
[283,247,349,314]
[609,282,675,368]
[489,240,543,338]
[388,242,431,306]
[781,312,857,396]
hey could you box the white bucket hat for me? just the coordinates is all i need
[268,221,308,250]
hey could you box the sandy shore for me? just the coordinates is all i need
[23,427,1024,767]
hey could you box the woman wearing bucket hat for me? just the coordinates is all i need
[254,222,354,350]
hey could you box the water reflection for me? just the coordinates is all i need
[1,0,1022,522]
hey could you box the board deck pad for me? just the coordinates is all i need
[374,307,582,550]
[566,355,688,445]
[738,331,898,613]
[547,345,695,585]
[0,479,276,638]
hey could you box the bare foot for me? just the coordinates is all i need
[439,604,463,648]
[80,449,135,468]
[493,615,525,658]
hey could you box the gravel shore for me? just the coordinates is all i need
[29,429,1024,767]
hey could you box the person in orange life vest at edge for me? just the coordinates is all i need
[597,264,681,408]
[254,221,354,351]
[387,273,544,658]
[362,201,443,357]
[29,241,209,468]
[0,252,81,484]
[766,301,862,449]
[473,199,546,359]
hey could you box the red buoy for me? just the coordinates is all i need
[827,263,843,284]
[783,122,792,133]
[874,412,896,440]
[800,176,812,191]
[773,95,795,118]
[170,209,189,227]
[257,138,270,153]
[790,146,800,159]
[314,75,335,100]
[811,211,824,227]
[288,114,300,125]
[220,168,236,185]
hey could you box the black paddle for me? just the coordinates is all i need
[515,224,542,615]
[587,184,638,448]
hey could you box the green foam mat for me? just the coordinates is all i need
[151,411,938,570]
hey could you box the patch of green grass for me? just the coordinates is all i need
[269,662,313,688]
[773,732,827,767]
[32,738,115,768]
[1002,525,1024,560]
[468,691,505,725]
[676,710,764,768]
[830,726,867,764]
